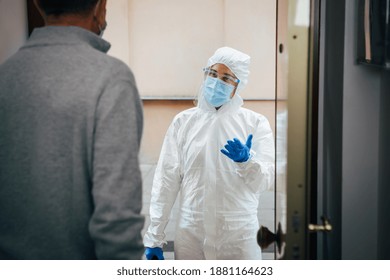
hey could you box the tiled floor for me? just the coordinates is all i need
[140,164,275,260]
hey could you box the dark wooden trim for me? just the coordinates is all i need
[26,0,44,36]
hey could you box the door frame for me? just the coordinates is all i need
[280,0,322,259]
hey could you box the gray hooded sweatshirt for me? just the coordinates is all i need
[0,26,144,259]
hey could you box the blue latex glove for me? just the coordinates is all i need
[145,247,164,260]
[221,134,253,162]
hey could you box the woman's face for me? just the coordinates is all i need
[208,63,239,98]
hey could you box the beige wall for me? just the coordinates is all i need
[105,0,276,100]
[0,0,27,64]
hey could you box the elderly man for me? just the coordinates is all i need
[144,47,275,260]
[0,0,144,259]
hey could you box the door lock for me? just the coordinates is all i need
[308,216,332,232]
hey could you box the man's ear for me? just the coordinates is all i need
[94,0,107,30]
[94,0,107,17]
[100,0,107,10]
[101,0,107,9]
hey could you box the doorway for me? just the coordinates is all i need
[103,0,278,260]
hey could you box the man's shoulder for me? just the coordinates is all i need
[104,54,134,77]
[84,50,136,86]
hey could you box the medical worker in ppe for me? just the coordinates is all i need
[144,47,275,260]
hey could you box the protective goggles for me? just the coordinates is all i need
[203,68,240,85]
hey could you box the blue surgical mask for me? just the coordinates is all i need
[203,76,236,107]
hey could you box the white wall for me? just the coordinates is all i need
[105,0,276,100]
[0,0,28,64]
[342,0,380,259]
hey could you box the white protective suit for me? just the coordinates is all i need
[144,47,275,259]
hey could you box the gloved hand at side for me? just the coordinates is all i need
[145,247,164,260]
[221,134,253,162]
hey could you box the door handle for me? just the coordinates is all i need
[257,222,285,254]
[308,216,332,232]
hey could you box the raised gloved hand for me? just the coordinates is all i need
[221,134,253,162]
[145,247,164,260]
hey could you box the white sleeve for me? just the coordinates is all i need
[143,119,182,248]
